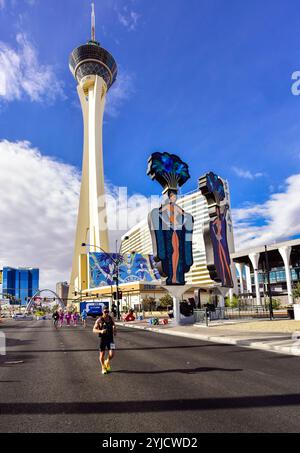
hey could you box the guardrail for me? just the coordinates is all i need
[194,306,288,324]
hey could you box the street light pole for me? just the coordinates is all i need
[114,261,121,321]
[264,245,274,320]
[114,239,124,321]
[114,239,120,320]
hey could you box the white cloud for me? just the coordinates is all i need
[0,0,5,10]
[0,33,64,103]
[232,166,264,180]
[105,69,134,117]
[116,5,140,31]
[232,174,300,250]
[0,140,80,290]
[0,140,153,290]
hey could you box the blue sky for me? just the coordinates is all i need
[1,0,300,201]
[1,0,300,287]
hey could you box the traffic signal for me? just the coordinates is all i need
[113,291,122,300]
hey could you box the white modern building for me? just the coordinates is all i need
[232,238,300,305]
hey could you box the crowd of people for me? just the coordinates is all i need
[52,308,87,329]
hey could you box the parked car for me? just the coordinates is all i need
[12,313,33,321]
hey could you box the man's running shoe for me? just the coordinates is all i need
[102,367,108,375]
[104,359,111,373]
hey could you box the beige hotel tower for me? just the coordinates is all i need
[68,4,117,299]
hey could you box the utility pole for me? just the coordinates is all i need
[264,245,274,320]
[113,260,121,321]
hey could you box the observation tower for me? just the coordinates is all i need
[69,3,117,297]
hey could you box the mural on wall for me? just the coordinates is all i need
[199,171,233,288]
[89,252,161,288]
[147,152,194,285]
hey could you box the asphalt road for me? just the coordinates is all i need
[1,318,300,433]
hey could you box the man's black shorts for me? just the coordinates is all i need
[99,338,113,352]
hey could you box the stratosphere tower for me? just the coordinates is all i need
[69,3,117,298]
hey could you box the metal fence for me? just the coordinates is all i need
[194,309,208,325]
[194,305,289,324]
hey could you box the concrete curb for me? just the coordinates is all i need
[116,322,300,357]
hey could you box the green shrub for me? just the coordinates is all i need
[292,282,300,301]
[225,294,239,308]
[141,296,156,311]
[224,296,231,307]
[34,310,46,317]
[159,294,173,308]
[264,298,281,310]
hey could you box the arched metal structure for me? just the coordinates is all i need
[25,289,66,314]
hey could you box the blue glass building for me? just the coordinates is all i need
[2,267,39,305]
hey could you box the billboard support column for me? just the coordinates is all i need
[116,264,120,321]
[216,286,229,307]
[249,253,261,305]
[279,246,293,305]
[166,285,193,325]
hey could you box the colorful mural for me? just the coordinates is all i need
[147,152,194,285]
[199,172,233,288]
[89,252,161,288]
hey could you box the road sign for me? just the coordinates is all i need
[80,301,109,316]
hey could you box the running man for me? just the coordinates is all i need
[93,308,117,375]
[52,310,59,329]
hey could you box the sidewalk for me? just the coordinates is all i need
[116,318,300,357]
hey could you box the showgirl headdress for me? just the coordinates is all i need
[147,152,191,194]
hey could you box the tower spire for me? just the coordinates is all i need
[91,2,96,41]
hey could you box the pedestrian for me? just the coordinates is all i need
[59,310,64,327]
[81,308,87,328]
[72,311,79,326]
[52,310,59,329]
[93,308,117,375]
[111,303,117,318]
[65,311,72,326]
[125,308,135,322]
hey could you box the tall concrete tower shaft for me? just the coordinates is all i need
[68,5,117,297]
